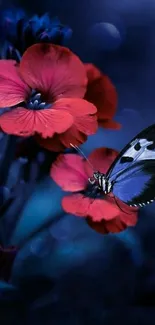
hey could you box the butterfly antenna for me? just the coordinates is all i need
[70,143,94,171]
[113,195,133,215]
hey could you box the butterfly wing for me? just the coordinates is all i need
[111,161,155,206]
[106,124,155,206]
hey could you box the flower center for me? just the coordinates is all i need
[26,90,51,110]
[84,182,104,199]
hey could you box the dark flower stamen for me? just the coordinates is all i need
[26,91,51,110]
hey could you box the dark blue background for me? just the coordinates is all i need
[1,1,155,324]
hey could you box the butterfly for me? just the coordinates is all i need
[71,124,155,208]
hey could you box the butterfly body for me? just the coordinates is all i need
[88,124,155,208]
[89,172,113,194]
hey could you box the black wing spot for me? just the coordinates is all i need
[120,157,134,163]
[134,142,141,151]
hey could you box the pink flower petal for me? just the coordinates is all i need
[85,147,118,177]
[20,44,87,101]
[87,194,138,229]
[88,197,120,221]
[51,154,87,191]
[62,193,119,221]
[75,114,98,135]
[36,98,97,150]
[33,108,73,137]
[57,98,97,116]
[57,98,98,147]
[0,107,73,137]
[0,60,30,107]
[62,192,138,231]
[62,194,92,217]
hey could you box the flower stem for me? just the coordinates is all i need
[18,212,64,250]
[0,135,17,186]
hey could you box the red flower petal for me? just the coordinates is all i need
[88,197,120,221]
[20,43,87,101]
[60,128,88,148]
[52,97,97,133]
[37,98,97,150]
[62,194,92,217]
[62,193,119,221]
[84,63,118,123]
[62,192,138,229]
[0,60,30,107]
[85,63,101,81]
[114,196,138,226]
[87,199,138,234]
[75,113,98,135]
[105,218,127,233]
[0,107,73,137]
[58,97,97,116]
[58,98,97,147]
[36,131,87,152]
[35,134,65,152]
[99,119,121,130]
[86,217,127,234]
[84,147,118,177]
[51,154,87,191]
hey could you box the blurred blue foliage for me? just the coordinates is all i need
[0,2,155,325]
[0,8,72,60]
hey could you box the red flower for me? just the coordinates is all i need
[50,148,138,234]
[84,63,121,129]
[0,44,97,147]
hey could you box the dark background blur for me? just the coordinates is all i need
[10,0,155,114]
[1,1,155,324]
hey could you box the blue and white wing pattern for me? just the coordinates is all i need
[106,124,155,207]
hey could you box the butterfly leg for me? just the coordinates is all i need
[88,178,96,185]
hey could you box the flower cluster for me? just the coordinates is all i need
[50,148,138,234]
[0,43,97,147]
[0,8,138,285]
[0,46,120,152]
